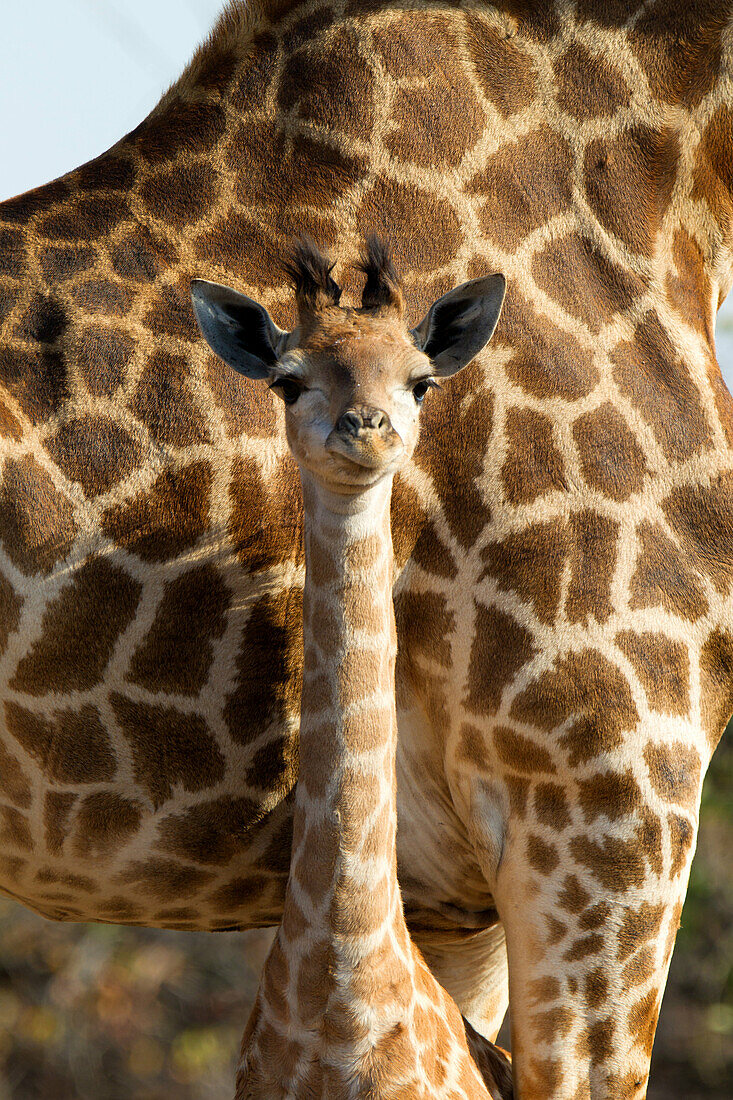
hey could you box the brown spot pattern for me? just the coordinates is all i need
[0,740,31,809]
[130,350,211,447]
[699,628,733,749]
[103,462,212,562]
[526,835,560,874]
[630,0,725,107]
[43,792,76,855]
[415,377,492,549]
[584,127,679,255]
[395,590,454,669]
[577,769,643,823]
[481,520,569,624]
[533,783,570,829]
[229,455,302,572]
[46,415,143,498]
[533,233,644,332]
[501,407,567,503]
[75,325,134,396]
[573,403,648,501]
[464,16,538,117]
[140,161,219,228]
[511,649,639,765]
[0,456,76,574]
[668,814,695,876]
[387,54,484,169]
[0,573,22,655]
[666,229,713,337]
[630,522,708,620]
[5,702,115,783]
[128,565,230,695]
[465,602,537,716]
[11,558,141,694]
[224,589,302,751]
[469,125,573,251]
[279,27,374,139]
[613,311,711,462]
[554,41,629,119]
[564,511,617,625]
[497,291,599,400]
[570,833,647,893]
[157,796,262,866]
[357,178,462,273]
[72,793,142,859]
[117,859,215,901]
[111,694,226,808]
[663,472,733,594]
[615,631,690,715]
[494,726,555,774]
[617,901,666,961]
[644,740,701,807]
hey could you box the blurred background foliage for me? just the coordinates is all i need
[0,731,730,1098]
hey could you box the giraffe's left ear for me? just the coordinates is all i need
[412,274,506,377]
[191,279,290,379]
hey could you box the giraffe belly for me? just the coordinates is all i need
[0,532,304,931]
[0,555,494,932]
[0,768,295,930]
[0,704,497,934]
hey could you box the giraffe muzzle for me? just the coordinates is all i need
[336,405,392,437]
[327,406,403,469]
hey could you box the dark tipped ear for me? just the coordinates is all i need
[412,274,506,377]
[191,279,289,379]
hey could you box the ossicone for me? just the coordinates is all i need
[356,235,404,316]
[283,237,342,316]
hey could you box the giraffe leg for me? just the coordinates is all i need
[414,923,509,1041]
[484,810,693,1100]
[412,926,514,1096]
[464,1017,514,1099]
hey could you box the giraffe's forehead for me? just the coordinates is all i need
[298,309,424,383]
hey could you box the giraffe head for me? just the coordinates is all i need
[192,238,505,493]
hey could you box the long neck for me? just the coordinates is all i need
[299,471,399,930]
[272,472,409,1027]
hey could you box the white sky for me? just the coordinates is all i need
[2,0,732,382]
[0,0,224,199]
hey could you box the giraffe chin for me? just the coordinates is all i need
[325,431,405,476]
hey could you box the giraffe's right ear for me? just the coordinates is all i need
[191,279,290,379]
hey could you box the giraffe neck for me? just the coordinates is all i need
[269,471,412,1034]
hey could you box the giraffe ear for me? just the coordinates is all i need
[191,279,290,379]
[412,274,506,377]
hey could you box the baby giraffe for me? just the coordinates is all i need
[192,239,510,1100]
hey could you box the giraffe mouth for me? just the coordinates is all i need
[326,433,404,471]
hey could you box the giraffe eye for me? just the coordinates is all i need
[270,377,303,405]
[412,379,435,403]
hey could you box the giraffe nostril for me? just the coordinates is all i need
[337,407,391,436]
[337,411,363,436]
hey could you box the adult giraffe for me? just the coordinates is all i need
[0,1,732,1097]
